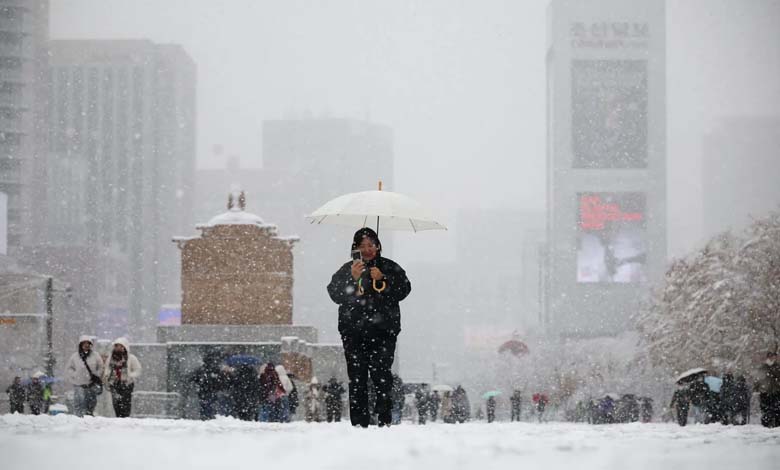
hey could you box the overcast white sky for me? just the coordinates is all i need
[51,0,780,258]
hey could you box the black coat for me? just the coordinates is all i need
[327,256,411,337]
[6,383,25,407]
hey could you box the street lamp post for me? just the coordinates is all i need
[45,277,54,377]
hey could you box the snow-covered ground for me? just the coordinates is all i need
[2,414,779,470]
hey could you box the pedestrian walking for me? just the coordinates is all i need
[734,375,751,425]
[670,385,690,426]
[415,389,428,425]
[324,376,345,422]
[276,365,294,422]
[65,335,105,417]
[258,363,285,422]
[391,374,405,425]
[756,351,780,428]
[452,385,470,423]
[533,393,549,423]
[327,227,411,427]
[190,350,226,420]
[510,389,523,422]
[102,337,142,418]
[486,396,497,423]
[27,372,46,415]
[230,363,262,421]
[440,391,454,423]
[303,377,325,422]
[6,376,25,414]
[429,390,441,422]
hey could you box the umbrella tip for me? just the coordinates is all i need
[378,180,383,191]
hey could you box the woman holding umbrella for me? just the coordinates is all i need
[327,227,411,427]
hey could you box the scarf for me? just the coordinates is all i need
[110,353,128,383]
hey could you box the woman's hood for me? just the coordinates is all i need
[112,337,131,353]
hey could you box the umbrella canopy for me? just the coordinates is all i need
[498,339,529,357]
[675,367,707,384]
[431,384,453,393]
[305,182,447,233]
[224,355,262,367]
[704,376,723,393]
[21,375,61,386]
[482,390,502,399]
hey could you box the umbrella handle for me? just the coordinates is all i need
[372,279,386,293]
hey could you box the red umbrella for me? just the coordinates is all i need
[498,339,529,356]
[532,393,548,404]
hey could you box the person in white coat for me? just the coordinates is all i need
[275,364,294,422]
[65,335,105,417]
[304,376,325,422]
[102,337,142,417]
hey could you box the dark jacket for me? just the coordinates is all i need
[324,380,345,405]
[190,363,226,401]
[327,256,411,337]
[6,382,26,407]
[27,382,45,409]
[231,364,263,420]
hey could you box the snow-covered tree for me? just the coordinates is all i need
[638,210,780,374]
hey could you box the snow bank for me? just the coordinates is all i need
[1,414,778,470]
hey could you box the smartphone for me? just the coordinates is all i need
[351,250,362,262]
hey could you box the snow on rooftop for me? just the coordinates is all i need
[205,207,268,227]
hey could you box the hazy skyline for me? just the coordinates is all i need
[51,0,780,261]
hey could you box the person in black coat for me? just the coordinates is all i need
[190,351,226,420]
[27,374,45,415]
[231,364,263,421]
[324,376,345,422]
[734,375,751,425]
[6,377,25,414]
[328,227,411,427]
[486,396,497,423]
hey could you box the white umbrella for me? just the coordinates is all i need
[305,181,447,234]
[675,367,707,383]
[431,384,453,393]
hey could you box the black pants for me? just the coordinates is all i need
[10,401,24,414]
[676,403,690,426]
[326,400,342,422]
[511,405,521,421]
[759,392,780,428]
[342,333,396,427]
[111,383,135,418]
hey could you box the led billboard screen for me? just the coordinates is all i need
[577,193,646,283]
[571,60,648,169]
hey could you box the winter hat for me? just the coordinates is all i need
[352,227,382,253]
[78,335,93,346]
[32,371,45,379]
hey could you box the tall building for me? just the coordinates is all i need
[0,0,49,253]
[545,0,667,336]
[702,116,780,237]
[258,118,394,340]
[455,209,545,337]
[28,40,196,341]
